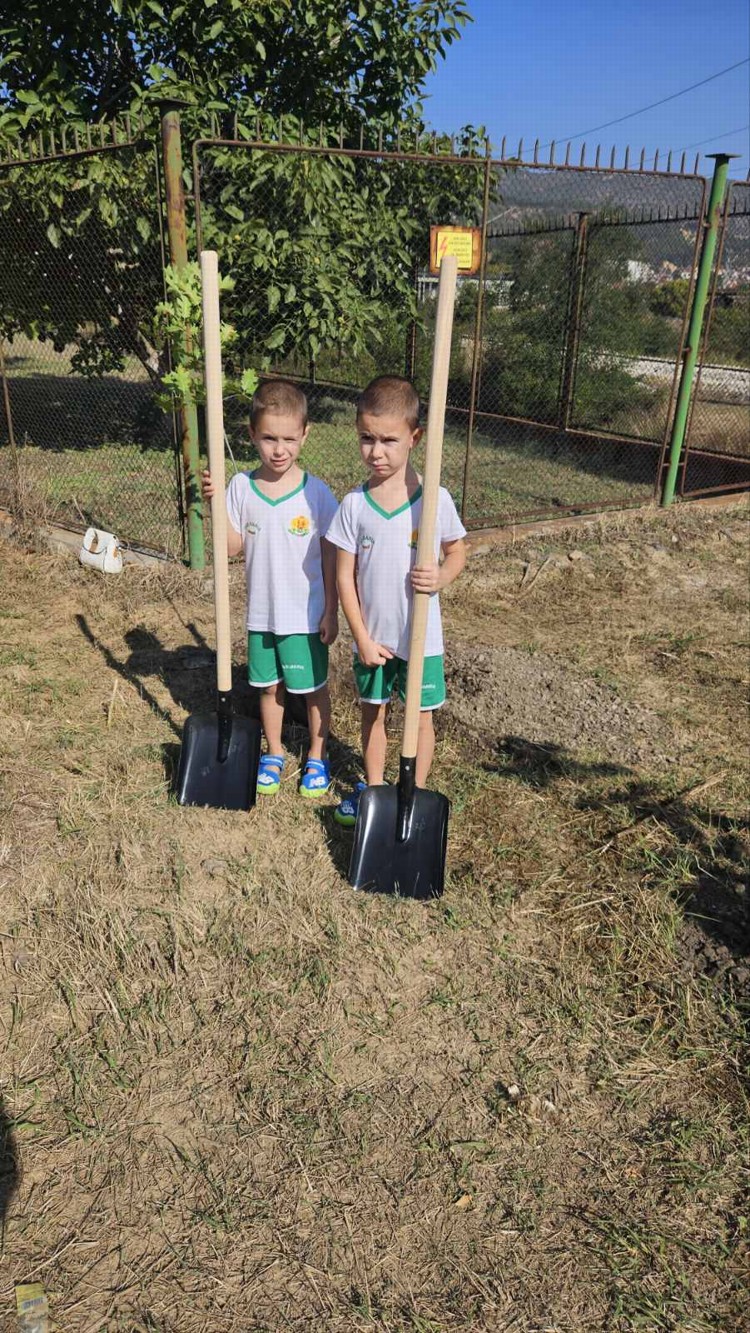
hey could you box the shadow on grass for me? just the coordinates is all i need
[1,1095,19,1234]
[490,735,629,787]
[77,616,363,813]
[5,373,171,452]
[493,733,749,971]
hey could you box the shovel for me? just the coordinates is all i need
[176,250,261,810]
[348,254,458,898]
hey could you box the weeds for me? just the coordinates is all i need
[0,506,748,1329]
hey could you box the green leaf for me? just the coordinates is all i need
[267,285,280,314]
[207,20,224,39]
[46,223,60,248]
[240,367,259,397]
[265,326,286,350]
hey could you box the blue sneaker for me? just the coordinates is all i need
[299,757,331,799]
[257,753,285,795]
[334,781,366,828]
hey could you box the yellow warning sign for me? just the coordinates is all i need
[429,225,481,275]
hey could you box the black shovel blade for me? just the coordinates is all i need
[176,711,261,811]
[348,784,449,899]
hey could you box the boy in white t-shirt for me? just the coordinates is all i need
[326,375,467,826]
[202,380,339,797]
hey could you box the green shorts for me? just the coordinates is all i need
[248,631,328,694]
[353,653,446,710]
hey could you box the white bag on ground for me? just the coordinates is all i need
[79,527,123,574]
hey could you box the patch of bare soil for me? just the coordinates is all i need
[444,642,669,766]
[676,871,750,1008]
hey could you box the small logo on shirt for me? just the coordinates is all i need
[289,515,311,536]
[409,528,419,549]
[360,532,375,551]
[245,520,261,536]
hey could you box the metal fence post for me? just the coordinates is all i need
[460,146,493,524]
[558,212,589,430]
[661,153,733,506]
[160,101,205,568]
[0,337,21,516]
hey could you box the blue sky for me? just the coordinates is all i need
[423,0,749,178]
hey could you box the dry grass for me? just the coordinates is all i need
[0,501,748,1331]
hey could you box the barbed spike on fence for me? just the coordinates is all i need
[666,150,672,173]
[624,144,630,170]
[517,136,523,160]
[61,126,67,152]
[653,148,660,172]
[533,138,539,163]
[594,143,600,168]
[638,147,645,171]
[500,135,506,160]
[609,144,616,169]
[86,124,92,150]
[693,153,700,175]
[679,151,686,175]
[125,113,131,141]
[549,140,555,165]
[579,142,586,167]
[564,141,571,166]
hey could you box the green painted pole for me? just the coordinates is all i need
[661,154,732,506]
[160,101,205,568]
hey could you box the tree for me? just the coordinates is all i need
[198,125,487,383]
[0,3,480,399]
[0,2,471,129]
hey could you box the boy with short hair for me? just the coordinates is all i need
[326,374,467,826]
[202,378,339,797]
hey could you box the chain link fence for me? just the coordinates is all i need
[0,131,183,553]
[1,116,747,557]
[681,180,750,497]
[193,134,487,514]
[195,137,728,526]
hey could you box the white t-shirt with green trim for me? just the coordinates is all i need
[326,483,466,659]
[226,470,339,634]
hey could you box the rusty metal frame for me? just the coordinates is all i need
[190,132,727,526]
[678,179,750,498]
[0,118,146,170]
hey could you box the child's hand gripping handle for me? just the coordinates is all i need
[199,250,232,696]
[402,254,458,761]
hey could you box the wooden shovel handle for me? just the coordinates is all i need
[402,254,458,759]
[200,251,232,695]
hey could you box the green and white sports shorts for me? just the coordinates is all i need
[248,631,328,694]
[353,653,446,710]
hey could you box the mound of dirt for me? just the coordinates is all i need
[444,643,669,766]
[675,874,750,1010]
